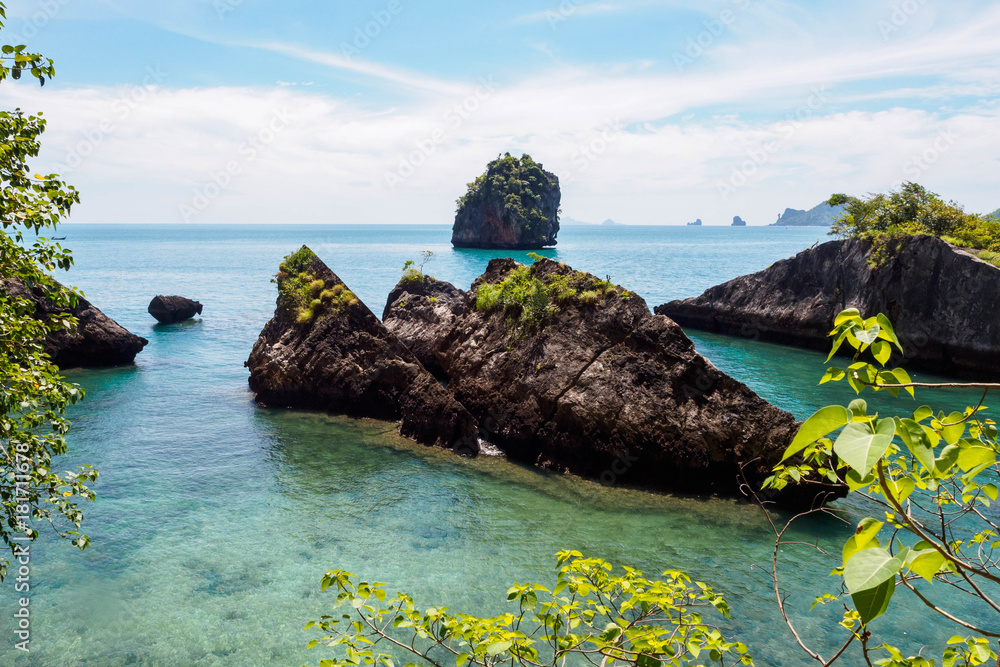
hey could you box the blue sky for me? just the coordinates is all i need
[1,0,998,224]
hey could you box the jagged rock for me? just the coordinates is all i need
[2,277,147,368]
[451,153,560,249]
[382,275,467,380]
[245,247,479,453]
[385,258,824,504]
[148,295,203,323]
[657,235,1000,380]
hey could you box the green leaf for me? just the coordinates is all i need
[940,412,966,446]
[781,406,851,462]
[913,405,934,422]
[820,367,845,384]
[871,340,891,365]
[905,549,946,582]
[842,518,883,563]
[848,399,868,420]
[897,418,935,472]
[855,324,881,346]
[636,655,661,667]
[843,548,903,623]
[876,313,902,351]
[957,446,996,473]
[834,309,861,326]
[456,653,470,667]
[834,419,895,476]
[487,641,512,656]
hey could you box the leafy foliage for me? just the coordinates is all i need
[307,551,753,667]
[456,154,556,242]
[273,247,358,324]
[474,257,619,332]
[829,183,1000,263]
[0,2,97,582]
[401,252,435,286]
[763,309,1000,665]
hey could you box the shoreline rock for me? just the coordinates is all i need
[245,247,479,454]
[3,277,147,368]
[385,258,830,505]
[657,235,1000,380]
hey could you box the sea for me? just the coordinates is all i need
[1,224,990,666]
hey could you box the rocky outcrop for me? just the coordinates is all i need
[451,153,560,249]
[732,216,747,226]
[657,235,1000,380]
[148,295,203,323]
[382,275,467,380]
[2,277,147,368]
[384,258,821,503]
[686,219,703,226]
[770,202,844,226]
[245,247,479,453]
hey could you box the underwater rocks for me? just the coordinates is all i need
[148,295,203,323]
[657,235,1000,380]
[2,277,147,368]
[245,247,479,453]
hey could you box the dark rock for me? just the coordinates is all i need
[451,154,560,249]
[246,247,479,453]
[382,275,467,380]
[148,295,203,323]
[732,216,747,226]
[2,277,147,368]
[385,258,827,505]
[657,235,1000,380]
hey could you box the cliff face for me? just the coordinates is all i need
[382,275,467,380]
[384,258,821,503]
[657,235,1000,379]
[451,154,560,249]
[3,277,147,368]
[245,247,479,453]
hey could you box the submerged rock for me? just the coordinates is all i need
[451,153,560,249]
[385,258,822,504]
[2,277,147,368]
[245,246,479,453]
[657,235,1000,380]
[148,295,203,323]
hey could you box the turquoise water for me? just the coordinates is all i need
[2,225,991,666]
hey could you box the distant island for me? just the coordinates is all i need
[769,201,845,226]
[601,218,622,226]
[732,216,747,226]
[990,207,1000,218]
[561,217,625,226]
[686,219,703,226]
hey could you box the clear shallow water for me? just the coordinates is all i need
[2,225,992,666]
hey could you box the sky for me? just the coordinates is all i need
[0,0,998,225]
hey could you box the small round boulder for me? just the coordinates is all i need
[148,295,203,324]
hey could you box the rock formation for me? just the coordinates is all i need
[148,295,203,323]
[451,153,560,249]
[246,247,479,453]
[382,274,467,380]
[2,277,147,368]
[657,235,1000,380]
[732,216,747,226]
[384,258,822,503]
[686,219,703,226]
[770,202,845,226]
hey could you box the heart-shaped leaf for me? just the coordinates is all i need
[834,419,895,476]
[781,405,851,462]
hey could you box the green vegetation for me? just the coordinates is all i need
[761,309,999,665]
[274,247,358,324]
[456,153,555,240]
[307,551,752,667]
[401,251,436,287]
[474,257,618,332]
[830,183,1000,265]
[0,2,98,582]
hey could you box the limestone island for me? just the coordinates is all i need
[451,153,560,250]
